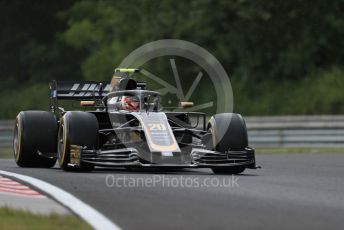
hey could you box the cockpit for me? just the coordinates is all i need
[106,90,161,112]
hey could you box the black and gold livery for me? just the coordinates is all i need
[13,68,258,174]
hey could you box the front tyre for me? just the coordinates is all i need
[14,111,57,168]
[58,112,98,172]
[207,113,248,175]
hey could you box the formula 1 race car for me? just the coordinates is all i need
[13,68,258,174]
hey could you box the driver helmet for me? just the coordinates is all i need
[121,96,140,111]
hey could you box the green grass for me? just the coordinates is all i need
[0,207,91,230]
[0,149,13,159]
[256,147,344,154]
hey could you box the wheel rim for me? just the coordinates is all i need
[13,117,21,161]
[57,123,66,165]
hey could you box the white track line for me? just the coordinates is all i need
[0,170,121,230]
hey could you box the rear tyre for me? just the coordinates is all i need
[14,111,57,168]
[207,113,248,175]
[58,111,98,172]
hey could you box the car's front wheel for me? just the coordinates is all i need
[58,111,98,172]
[206,113,248,175]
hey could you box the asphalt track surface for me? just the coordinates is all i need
[1,153,344,230]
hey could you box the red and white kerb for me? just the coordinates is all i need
[0,176,45,198]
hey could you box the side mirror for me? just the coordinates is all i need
[80,101,96,106]
[180,102,194,108]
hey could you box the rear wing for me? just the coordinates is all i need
[49,80,146,112]
[49,80,110,112]
[49,81,111,100]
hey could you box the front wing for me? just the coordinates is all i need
[69,145,257,169]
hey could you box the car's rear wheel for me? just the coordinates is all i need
[207,113,248,175]
[58,111,98,172]
[14,111,57,168]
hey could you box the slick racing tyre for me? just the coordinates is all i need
[14,111,58,168]
[207,113,248,175]
[58,111,98,172]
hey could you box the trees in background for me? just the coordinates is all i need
[0,0,343,117]
[0,1,85,87]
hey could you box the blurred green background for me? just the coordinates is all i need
[0,0,343,118]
